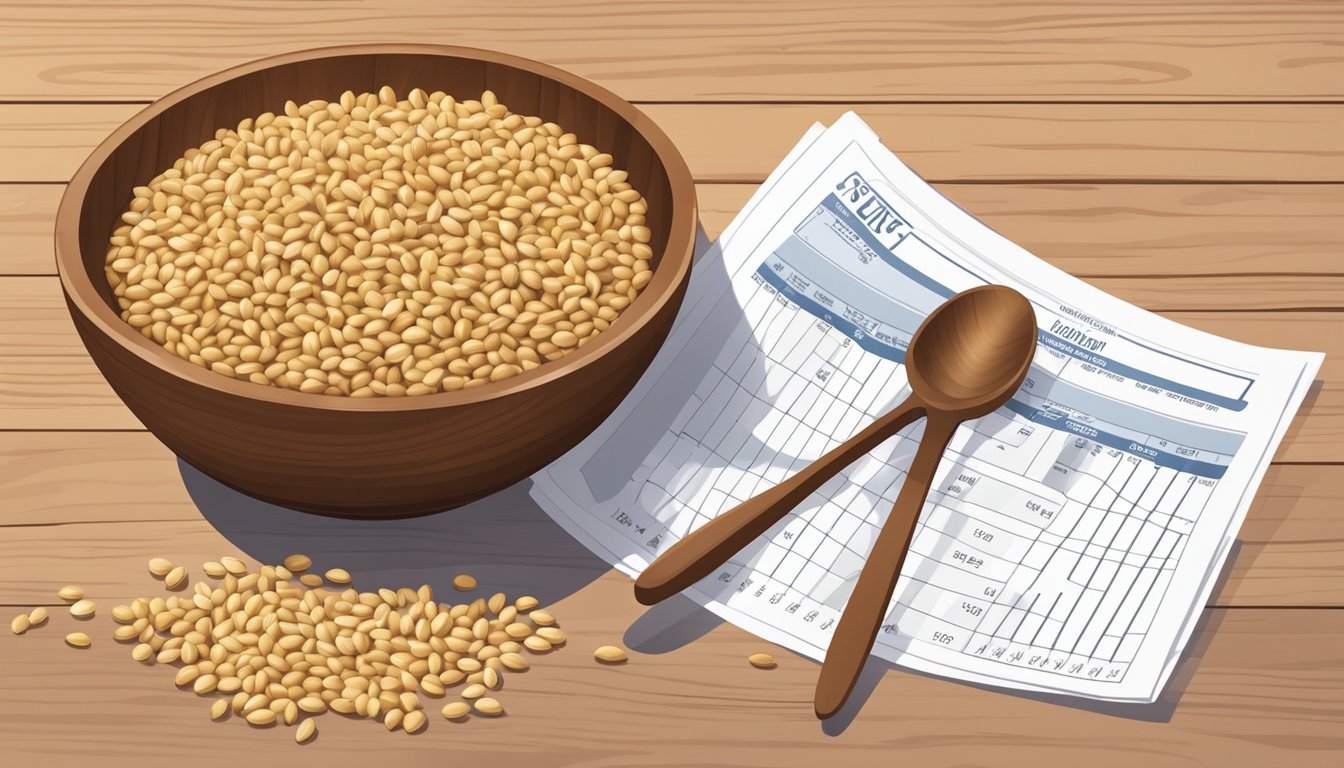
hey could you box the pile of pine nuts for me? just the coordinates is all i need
[12,555,569,742]
[104,87,654,396]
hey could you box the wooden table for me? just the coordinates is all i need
[1,2,1340,765]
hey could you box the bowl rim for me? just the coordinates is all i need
[54,43,696,413]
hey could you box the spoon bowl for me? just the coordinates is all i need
[906,285,1038,415]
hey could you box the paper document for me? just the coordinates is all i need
[531,113,1322,702]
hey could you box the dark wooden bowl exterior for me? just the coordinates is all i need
[54,45,696,518]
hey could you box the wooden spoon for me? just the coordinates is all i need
[630,285,1036,717]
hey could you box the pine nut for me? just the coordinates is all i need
[295,718,316,744]
[69,599,96,618]
[10,614,29,635]
[748,653,777,669]
[147,558,173,577]
[57,586,84,601]
[27,607,48,627]
[473,697,503,716]
[324,568,351,585]
[594,645,628,663]
[441,701,470,720]
[65,632,91,648]
[452,574,477,591]
[283,554,312,572]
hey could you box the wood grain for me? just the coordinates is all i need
[7,182,1342,281]
[0,574,1339,766]
[4,103,1342,184]
[2,277,1336,461]
[0,434,1338,607]
[0,0,1339,102]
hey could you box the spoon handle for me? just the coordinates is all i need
[814,412,962,719]
[633,392,927,606]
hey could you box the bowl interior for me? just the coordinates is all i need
[74,48,679,362]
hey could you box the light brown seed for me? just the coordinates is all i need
[441,701,470,719]
[111,604,135,623]
[27,607,48,626]
[499,652,529,671]
[473,697,503,716]
[299,573,324,588]
[594,645,628,664]
[148,557,173,577]
[452,574,477,591]
[529,610,556,626]
[536,627,566,645]
[202,561,226,578]
[57,585,85,602]
[324,568,352,584]
[403,710,427,733]
[283,554,312,572]
[748,653,777,669]
[461,683,486,699]
[523,635,552,653]
[164,566,188,590]
[482,667,500,690]
[65,632,91,648]
[69,599,96,618]
[295,718,316,744]
[210,699,229,720]
[10,614,29,635]
[220,556,247,576]
[131,643,153,662]
[514,596,540,612]
[245,708,276,726]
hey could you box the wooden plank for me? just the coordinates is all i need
[3,103,1342,184]
[0,277,1336,461]
[8,182,1341,277]
[0,574,1339,766]
[0,0,1339,102]
[0,184,59,275]
[2,431,1338,606]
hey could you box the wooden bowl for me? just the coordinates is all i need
[54,45,696,518]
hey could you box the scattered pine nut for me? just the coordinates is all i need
[295,718,316,744]
[65,632,91,648]
[748,653,777,669]
[403,710,427,734]
[474,697,503,716]
[56,585,84,602]
[594,645,628,664]
[10,614,29,635]
[515,596,540,612]
[324,568,351,585]
[298,573,324,588]
[69,599,96,618]
[27,607,48,627]
[452,574,477,591]
[283,554,312,572]
[147,558,173,577]
[536,627,566,645]
[500,652,529,671]
[487,592,507,615]
[220,556,247,576]
[529,610,556,626]
[202,561,227,578]
[164,566,188,590]
[109,557,566,737]
[523,635,552,653]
